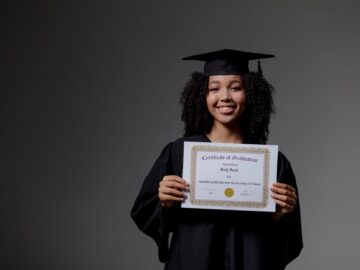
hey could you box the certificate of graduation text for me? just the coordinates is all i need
[182,142,278,212]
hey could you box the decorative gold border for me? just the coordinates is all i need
[190,145,270,208]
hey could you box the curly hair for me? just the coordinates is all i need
[180,71,275,144]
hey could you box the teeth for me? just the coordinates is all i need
[218,106,235,113]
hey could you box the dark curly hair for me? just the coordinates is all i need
[180,71,275,144]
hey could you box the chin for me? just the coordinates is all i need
[214,118,240,127]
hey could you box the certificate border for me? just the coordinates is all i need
[189,145,270,208]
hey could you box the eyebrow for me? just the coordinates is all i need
[208,79,242,84]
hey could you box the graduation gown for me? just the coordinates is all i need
[131,135,303,270]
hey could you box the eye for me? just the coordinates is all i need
[231,86,243,91]
[208,88,219,92]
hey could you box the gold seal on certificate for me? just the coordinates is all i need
[181,142,278,212]
[224,188,234,197]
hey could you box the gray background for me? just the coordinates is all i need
[2,1,360,269]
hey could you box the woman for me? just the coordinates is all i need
[131,49,303,270]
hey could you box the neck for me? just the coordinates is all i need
[207,122,244,144]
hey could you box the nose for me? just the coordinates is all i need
[219,89,231,101]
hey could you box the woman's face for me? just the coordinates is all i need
[206,74,246,127]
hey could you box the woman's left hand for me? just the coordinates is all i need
[270,182,297,220]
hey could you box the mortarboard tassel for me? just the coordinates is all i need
[257,60,263,76]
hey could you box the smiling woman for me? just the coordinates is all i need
[181,70,275,145]
[206,75,247,137]
[131,49,303,270]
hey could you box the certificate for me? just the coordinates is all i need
[182,142,278,212]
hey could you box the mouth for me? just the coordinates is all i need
[216,105,236,113]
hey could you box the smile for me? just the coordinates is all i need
[216,105,236,113]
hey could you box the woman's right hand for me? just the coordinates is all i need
[159,175,189,208]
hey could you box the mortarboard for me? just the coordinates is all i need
[182,49,274,76]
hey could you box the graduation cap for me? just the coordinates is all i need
[182,49,274,76]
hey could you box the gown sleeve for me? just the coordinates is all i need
[270,152,303,269]
[130,142,178,262]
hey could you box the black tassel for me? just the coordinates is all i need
[257,60,263,75]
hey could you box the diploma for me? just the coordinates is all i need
[182,142,278,212]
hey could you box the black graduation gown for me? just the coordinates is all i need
[131,135,303,270]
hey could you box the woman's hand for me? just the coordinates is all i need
[270,182,297,220]
[159,175,188,208]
